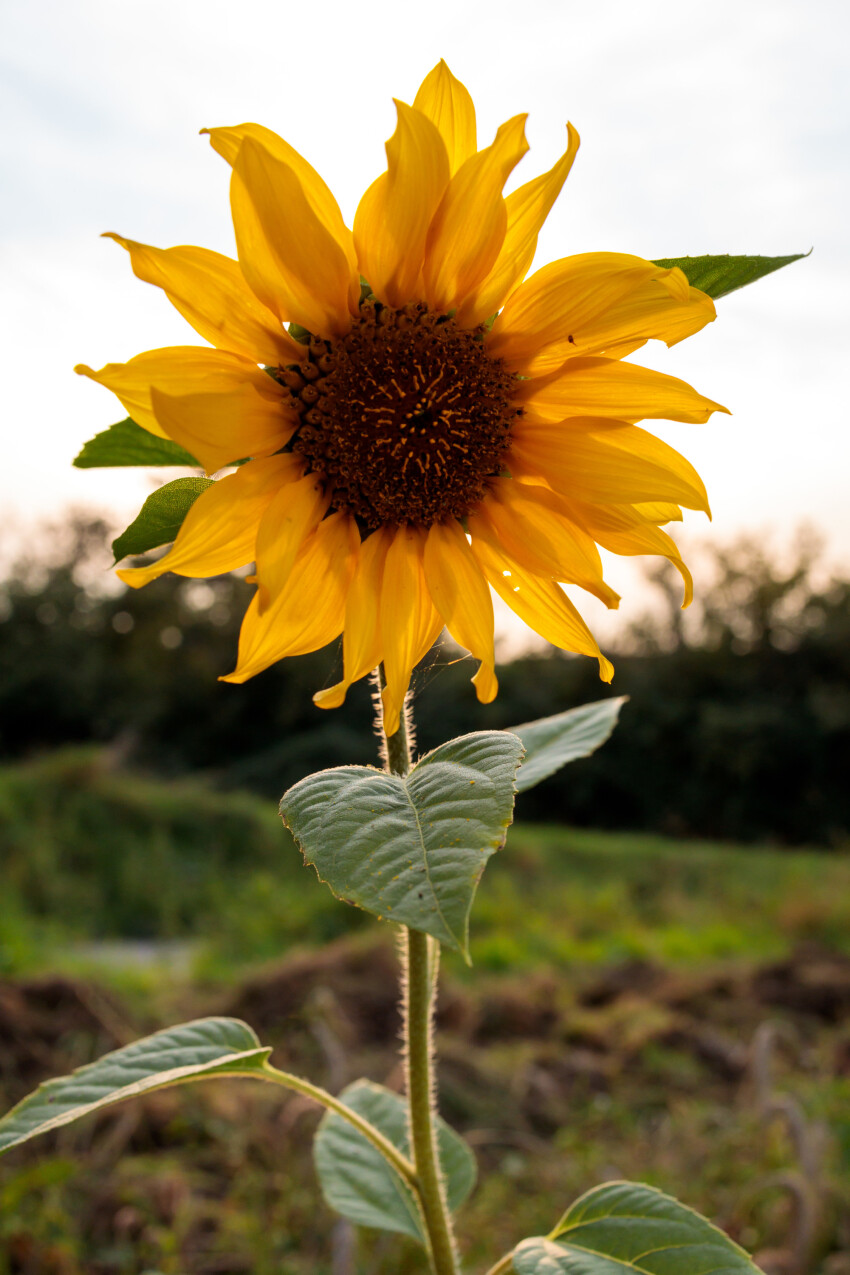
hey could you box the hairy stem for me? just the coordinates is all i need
[376,669,460,1275]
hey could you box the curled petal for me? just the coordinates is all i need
[231,137,359,338]
[101,234,299,366]
[380,526,443,736]
[203,122,359,281]
[566,498,694,607]
[74,346,287,448]
[412,60,477,175]
[423,518,497,703]
[117,455,300,586]
[517,355,729,424]
[222,512,359,683]
[354,101,450,308]
[470,534,613,683]
[423,114,529,314]
[457,123,580,328]
[472,480,620,609]
[488,253,681,373]
[510,418,711,514]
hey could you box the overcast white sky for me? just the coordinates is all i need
[1,0,847,639]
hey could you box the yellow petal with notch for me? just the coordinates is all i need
[412,60,477,175]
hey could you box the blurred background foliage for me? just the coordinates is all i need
[2,513,848,844]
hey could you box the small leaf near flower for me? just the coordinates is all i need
[112,477,214,563]
[314,1080,476,1241]
[74,417,202,468]
[652,252,809,300]
[510,696,627,793]
[280,731,525,958]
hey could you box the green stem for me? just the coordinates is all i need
[483,1255,515,1275]
[258,1063,417,1186]
[377,668,460,1275]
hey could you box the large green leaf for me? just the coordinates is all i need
[513,1180,763,1274]
[314,1080,476,1241]
[510,697,626,793]
[112,477,213,562]
[0,1018,270,1156]
[652,252,808,300]
[280,731,524,957]
[74,418,201,468]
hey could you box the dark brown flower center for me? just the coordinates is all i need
[277,301,519,528]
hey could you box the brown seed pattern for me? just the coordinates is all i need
[279,302,520,528]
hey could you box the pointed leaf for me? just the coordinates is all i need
[0,1018,271,1156]
[652,252,808,300]
[112,476,214,562]
[513,1180,763,1274]
[74,418,201,468]
[510,697,626,793]
[280,731,524,957]
[314,1080,476,1241]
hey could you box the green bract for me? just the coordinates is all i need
[651,252,808,300]
[111,476,213,562]
[73,417,201,468]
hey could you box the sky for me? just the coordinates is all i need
[1,0,848,643]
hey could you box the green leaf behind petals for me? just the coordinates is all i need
[73,418,201,468]
[652,252,808,299]
[513,1180,763,1274]
[510,697,627,793]
[314,1080,476,1241]
[112,477,213,563]
[280,731,524,957]
[0,1018,270,1156]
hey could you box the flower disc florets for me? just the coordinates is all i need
[280,301,520,528]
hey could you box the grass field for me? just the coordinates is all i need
[2,749,850,1273]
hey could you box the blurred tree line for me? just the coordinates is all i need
[1,515,848,845]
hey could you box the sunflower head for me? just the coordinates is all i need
[76,59,727,734]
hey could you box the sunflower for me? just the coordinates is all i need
[76,61,726,735]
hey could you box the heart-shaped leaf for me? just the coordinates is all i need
[510,697,626,793]
[652,252,807,300]
[74,417,201,468]
[280,731,524,957]
[513,1180,763,1274]
[0,1018,270,1156]
[112,476,213,562]
[314,1080,476,1241]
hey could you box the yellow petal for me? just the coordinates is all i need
[354,101,450,308]
[74,346,285,444]
[564,498,694,606]
[487,253,683,373]
[314,525,394,710]
[423,519,497,703]
[517,355,728,424]
[231,137,359,339]
[412,60,477,175]
[470,479,620,609]
[253,469,330,609]
[102,234,300,366]
[456,123,580,328]
[222,512,358,683]
[530,272,717,370]
[203,122,359,283]
[380,525,443,736]
[117,455,299,586]
[423,114,529,314]
[470,534,613,682]
[149,379,292,474]
[634,501,683,523]
[509,418,711,513]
